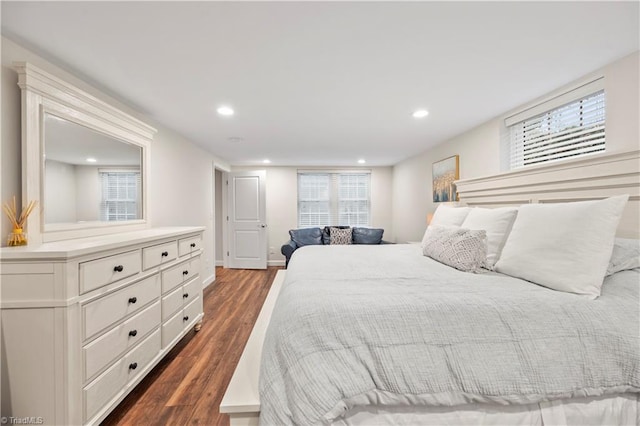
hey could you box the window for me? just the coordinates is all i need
[100,170,140,221]
[505,79,605,170]
[298,172,370,227]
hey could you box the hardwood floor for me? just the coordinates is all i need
[102,266,282,426]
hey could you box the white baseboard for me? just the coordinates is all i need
[202,273,216,288]
[215,260,224,267]
[268,260,285,267]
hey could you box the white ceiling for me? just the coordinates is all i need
[2,2,638,167]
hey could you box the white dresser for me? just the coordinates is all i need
[0,227,205,425]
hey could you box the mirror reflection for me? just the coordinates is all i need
[44,114,143,225]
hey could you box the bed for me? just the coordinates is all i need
[260,244,639,425]
[220,150,640,425]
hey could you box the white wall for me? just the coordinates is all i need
[1,37,230,287]
[231,166,394,264]
[44,160,78,223]
[392,51,640,243]
[75,165,101,222]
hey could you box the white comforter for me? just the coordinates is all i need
[259,244,640,425]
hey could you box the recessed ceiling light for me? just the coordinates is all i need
[412,109,429,118]
[217,106,234,116]
[86,157,97,163]
[358,159,366,164]
[263,159,271,164]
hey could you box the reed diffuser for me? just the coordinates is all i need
[3,196,37,246]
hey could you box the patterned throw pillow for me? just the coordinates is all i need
[422,225,487,272]
[330,227,353,245]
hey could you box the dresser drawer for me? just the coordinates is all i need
[178,235,202,257]
[142,241,178,270]
[183,295,202,326]
[162,308,186,348]
[161,285,184,322]
[80,250,142,294]
[161,296,200,348]
[161,257,201,293]
[83,274,160,341]
[84,301,161,382]
[84,329,160,422]
[123,328,161,384]
[182,277,201,307]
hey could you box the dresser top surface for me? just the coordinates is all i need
[0,226,204,260]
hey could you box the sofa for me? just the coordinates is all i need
[281,226,388,267]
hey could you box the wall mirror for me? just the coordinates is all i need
[15,62,156,244]
[44,113,143,225]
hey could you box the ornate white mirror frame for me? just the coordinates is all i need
[14,62,156,245]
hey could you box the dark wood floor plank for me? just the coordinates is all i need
[101,266,280,426]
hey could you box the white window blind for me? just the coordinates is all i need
[298,172,370,227]
[100,171,140,221]
[507,90,606,169]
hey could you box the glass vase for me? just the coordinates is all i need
[7,228,28,246]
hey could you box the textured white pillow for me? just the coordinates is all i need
[430,205,471,227]
[422,225,487,273]
[495,195,629,298]
[461,207,518,269]
[606,238,640,276]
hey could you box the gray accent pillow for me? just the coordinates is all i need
[289,228,322,247]
[352,227,384,244]
[330,227,353,245]
[422,225,487,273]
[606,238,640,276]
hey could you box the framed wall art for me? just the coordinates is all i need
[432,155,459,202]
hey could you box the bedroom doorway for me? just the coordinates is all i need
[226,170,268,269]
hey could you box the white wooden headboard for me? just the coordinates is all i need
[456,150,640,238]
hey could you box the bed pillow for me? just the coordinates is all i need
[330,227,353,245]
[421,205,472,249]
[430,205,471,227]
[352,227,384,244]
[289,228,322,247]
[422,225,487,273]
[606,238,640,276]
[494,195,629,298]
[461,207,518,269]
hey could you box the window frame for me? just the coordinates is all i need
[503,78,606,171]
[297,171,371,228]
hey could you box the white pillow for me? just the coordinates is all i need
[430,205,471,227]
[461,207,518,269]
[606,238,640,276]
[422,225,487,273]
[494,195,629,299]
[422,205,471,249]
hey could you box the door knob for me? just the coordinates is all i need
[260,224,267,228]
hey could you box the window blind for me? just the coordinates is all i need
[100,171,140,221]
[297,172,370,228]
[508,90,605,169]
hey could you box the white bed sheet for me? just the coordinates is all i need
[333,393,639,426]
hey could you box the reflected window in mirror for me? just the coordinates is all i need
[99,170,141,221]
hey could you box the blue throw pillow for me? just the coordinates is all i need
[352,227,384,244]
[289,228,322,247]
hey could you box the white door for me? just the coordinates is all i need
[227,171,267,269]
